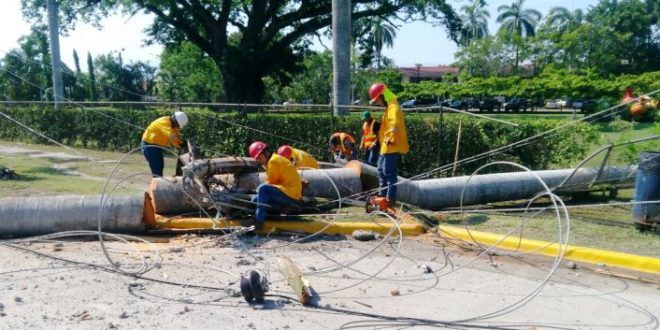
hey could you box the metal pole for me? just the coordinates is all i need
[437,108,444,174]
[47,0,64,110]
[332,0,351,116]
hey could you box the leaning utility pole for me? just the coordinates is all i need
[332,0,351,116]
[47,0,64,109]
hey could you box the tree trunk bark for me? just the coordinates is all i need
[219,53,265,104]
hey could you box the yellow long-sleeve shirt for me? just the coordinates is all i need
[266,154,302,200]
[142,116,182,148]
[291,148,320,169]
[379,100,409,155]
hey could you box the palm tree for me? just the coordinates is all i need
[547,7,584,34]
[497,0,542,71]
[368,17,397,69]
[546,7,584,70]
[496,0,542,37]
[460,0,490,46]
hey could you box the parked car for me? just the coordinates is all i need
[438,99,453,107]
[463,97,480,110]
[572,99,596,110]
[546,99,568,109]
[401,99,417,108]
[504,98,529,112]
[448,99,468,110]
[478,98,502,112]
[545,99,560,109]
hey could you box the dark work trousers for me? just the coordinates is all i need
[141,141,164,177]
[377,153,399,201]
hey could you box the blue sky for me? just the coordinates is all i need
[0,0,600,69]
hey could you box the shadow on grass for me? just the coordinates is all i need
[22,166,70,176]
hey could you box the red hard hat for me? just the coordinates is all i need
[277,145,293,160]
[248,141,268,160]
[369,83,386,102]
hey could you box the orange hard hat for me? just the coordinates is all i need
[277,145,293,160]
[248,141,268,159]
[369,83,386,102]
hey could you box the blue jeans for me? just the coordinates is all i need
[141,141,164,177]
[253,184,301,223]
[363,146,380,166]
[377,153,399,201]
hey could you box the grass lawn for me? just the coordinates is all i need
[0,140,169,197]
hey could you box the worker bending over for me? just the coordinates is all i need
[141,111,188,177]
[329,132,356,161]
[277,145,320,169]
[248,141,302,230]
[369,83,408,208]
[359,111,381,166]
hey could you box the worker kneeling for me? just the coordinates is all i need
[277,145,320,169]
[248,141,302,230]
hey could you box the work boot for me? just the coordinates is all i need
[385,199,398,215]
[240,218,264,232]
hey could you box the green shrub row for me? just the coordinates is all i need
[0,106,599,176]
[398,70,660,104]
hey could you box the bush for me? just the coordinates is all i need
[607,118,635,132]
[400,70,660,104]
[0,106,599,176]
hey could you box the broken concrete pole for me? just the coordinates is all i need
[0,194,146,238]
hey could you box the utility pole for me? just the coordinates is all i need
[332,0,351,116]
[47,0,64,109]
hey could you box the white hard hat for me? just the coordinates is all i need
[174,111,188,128]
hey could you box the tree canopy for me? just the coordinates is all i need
[21,0,461,103]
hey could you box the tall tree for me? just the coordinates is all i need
[158,41,223,102]
[496,0,542,37]
[94,52,154,101]
[72,49,81,74]
[0,25,51,101]
[459,0,490,46]
[21,0,461,103]
[546,7,583,34]
[86,51,96,101]
[368,18,397,69]
[585,0,659,74]
[497,0,542,71]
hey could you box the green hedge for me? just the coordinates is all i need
[0,106,598,176]
[398,70,660,104]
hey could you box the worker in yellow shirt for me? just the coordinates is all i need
[369,83,408,208]
[141,111,188,177]
[248,141,302,229]
[277,145,320,169]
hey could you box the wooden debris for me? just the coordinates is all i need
[595,268,660,285]
[278,256,312,305]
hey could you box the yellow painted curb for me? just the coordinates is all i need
[438,225,660,275]
[155,215,426,236]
